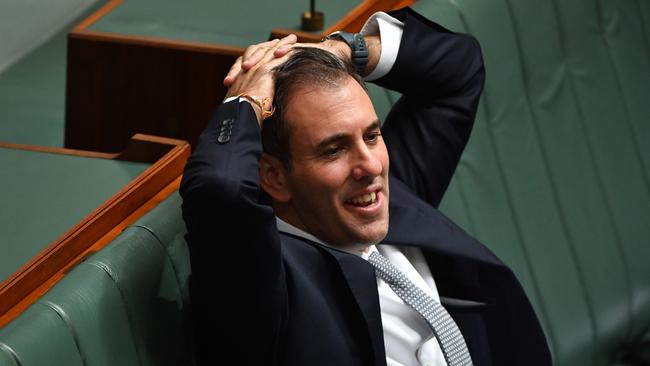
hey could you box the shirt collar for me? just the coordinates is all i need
[275,217,373,258]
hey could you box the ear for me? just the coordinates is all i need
[259,153,291,202]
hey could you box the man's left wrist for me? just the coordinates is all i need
[324,31,369,75]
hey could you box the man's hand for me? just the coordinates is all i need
[222,34,380,123]
[224,34,298,123]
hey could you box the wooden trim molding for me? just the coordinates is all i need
[0,135,190,326]
[73,0,124,32]
[325,0,414,33]
[70,29,245,56]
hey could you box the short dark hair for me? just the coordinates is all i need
[261,47,364,169]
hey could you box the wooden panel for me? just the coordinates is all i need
[65,33,237,152]
[0,134,190,325]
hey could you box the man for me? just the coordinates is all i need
[180,7,551,366]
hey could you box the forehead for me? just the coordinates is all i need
[284,77,378,146]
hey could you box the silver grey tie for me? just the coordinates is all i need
[368,251,473,366]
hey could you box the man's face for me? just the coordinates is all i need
[280,76,390,249]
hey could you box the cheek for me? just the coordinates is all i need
[301,163,350,192]
[289,169,344,207]
[379,144,390,172]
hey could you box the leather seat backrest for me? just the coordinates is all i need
[0,303,84,366]
[0,194,194,366]
[399,0,650,365]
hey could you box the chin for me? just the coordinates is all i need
[355,221,389,246]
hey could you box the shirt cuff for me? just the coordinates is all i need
[360,12,404,81]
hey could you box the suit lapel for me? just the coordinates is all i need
[280,232,387,366]
[384,179,503,268]
[326,249,387,366]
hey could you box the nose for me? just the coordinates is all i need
[351,144,383,181]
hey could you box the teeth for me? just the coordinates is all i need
[349,192,377,206]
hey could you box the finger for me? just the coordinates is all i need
[242,38,279,59]
[241,38,280,71]
[257,35,298,66]
[259,34,298,61]
[223,56,243,86]
[276,33,298,47]
[242,34,297,70]
[260,50,294,73]
[274,44,294,58]
[242,46,272,71]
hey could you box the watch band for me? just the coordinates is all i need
[325,31,369,75]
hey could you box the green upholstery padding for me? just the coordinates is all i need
[401,0,649,365]
[0,304,83,366]
[129,194,192,303]
[366,83,401,125]
[87,224,193,366]
[90,0,363,47]
[0,147,149,284]
[38,263,139,365]
[0,346,17,366]
[0,193,193,366]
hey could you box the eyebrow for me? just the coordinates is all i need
[315,120,381,151]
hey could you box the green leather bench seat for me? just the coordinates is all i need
[0,304,84,366]
[0,147,149,284]
[0,194,194,366]
[406,0,650,365]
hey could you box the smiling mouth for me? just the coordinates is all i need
[346,191,377,207]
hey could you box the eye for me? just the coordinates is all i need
[322,145,343,157]
[365,131,382,144]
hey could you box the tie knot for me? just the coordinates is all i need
[367,250,387,268]
[368,251,411,288]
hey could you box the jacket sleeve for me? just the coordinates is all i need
[374,7,486,208]
[179,100,286,365]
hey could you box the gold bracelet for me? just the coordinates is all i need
[237,93,275,120]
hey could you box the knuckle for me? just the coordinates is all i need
[244,46,256,55]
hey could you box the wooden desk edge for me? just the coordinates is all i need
[0,135,190,326]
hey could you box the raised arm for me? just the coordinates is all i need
[375,7,485,208]
[179,35,296,365]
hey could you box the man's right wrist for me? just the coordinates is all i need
[223,95,263,123]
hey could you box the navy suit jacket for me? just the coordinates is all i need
[180,7,551,366]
